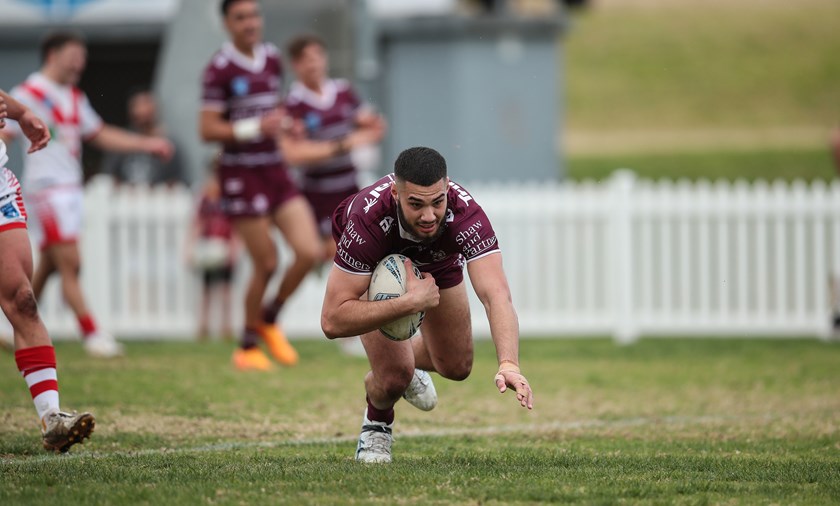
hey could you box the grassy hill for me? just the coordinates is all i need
[562,0,840,179]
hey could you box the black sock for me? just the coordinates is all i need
[262,300,284,324]
[240,327,260,350]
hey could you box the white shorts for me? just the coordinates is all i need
[27,185,83,249]
[0,168,28,234]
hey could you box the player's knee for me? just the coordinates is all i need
[296,242,323,270]
[58,258,82,277]
[438,359,472,382]
[255,255,278,276]
[12,285,40,322]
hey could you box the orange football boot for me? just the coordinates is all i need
[256,323,299,366]
[232,347,274,371]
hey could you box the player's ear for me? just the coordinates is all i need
[390,182,398,200]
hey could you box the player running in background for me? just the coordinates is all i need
[200,0,322,371]
[283,33,386,263]
[283,33,387,356]
[1,89,95,453]
[321,147,535,463]
[0,32,173,358]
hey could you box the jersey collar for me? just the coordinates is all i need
[223,42,267,73]
[290,79,337,110]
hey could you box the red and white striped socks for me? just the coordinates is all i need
[14,345,60,422]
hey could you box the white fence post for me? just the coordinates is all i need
[82,176,113,331]
[611,170,637,343]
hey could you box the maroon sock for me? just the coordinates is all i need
[366,396,394,425]
[262,300,284,325]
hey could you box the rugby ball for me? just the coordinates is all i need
[368,254,425,341]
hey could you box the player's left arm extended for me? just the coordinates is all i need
[88,125,173,161]
[467,252,534,409]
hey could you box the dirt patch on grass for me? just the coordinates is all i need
[564,126,828,156]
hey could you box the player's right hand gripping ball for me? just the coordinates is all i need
[368,254,425,341]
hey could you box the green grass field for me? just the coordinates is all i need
[567,146,835,182]
[2,338,838,505]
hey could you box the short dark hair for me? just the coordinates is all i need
[40,31,86,63]
[394,147,448,187]
[220,0,255,16]
[286,34,326,61]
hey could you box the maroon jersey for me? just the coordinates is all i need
[284,79,362,193]
[331,174,500,289]
[201,42,284,170]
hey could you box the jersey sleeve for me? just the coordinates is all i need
[346,84,362,112]
[333,212,386,275]
[455,200,501,263]
[337,80,363,116]
[201,58,228,113]
[78,93,104,140]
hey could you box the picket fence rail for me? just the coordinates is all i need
[32,171,840,342]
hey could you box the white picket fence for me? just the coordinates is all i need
[33,171,840,342]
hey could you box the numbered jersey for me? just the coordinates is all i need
[9,72,103,192]
[331,174,501,286]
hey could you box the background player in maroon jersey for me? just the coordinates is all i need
[283,33,386,262]
[283,33,387,357]
[321,147,534,463]
[200,0,322,371]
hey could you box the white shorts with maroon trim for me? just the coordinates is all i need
[27,185,83,249]
[0,167,28,234]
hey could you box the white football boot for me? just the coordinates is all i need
[402,369,437,411]
[355,408,393,463]
[42,410,95,453]
[84,331,125,358]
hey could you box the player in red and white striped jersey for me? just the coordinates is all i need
[0,32,173,358]
[1,89,95,453]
